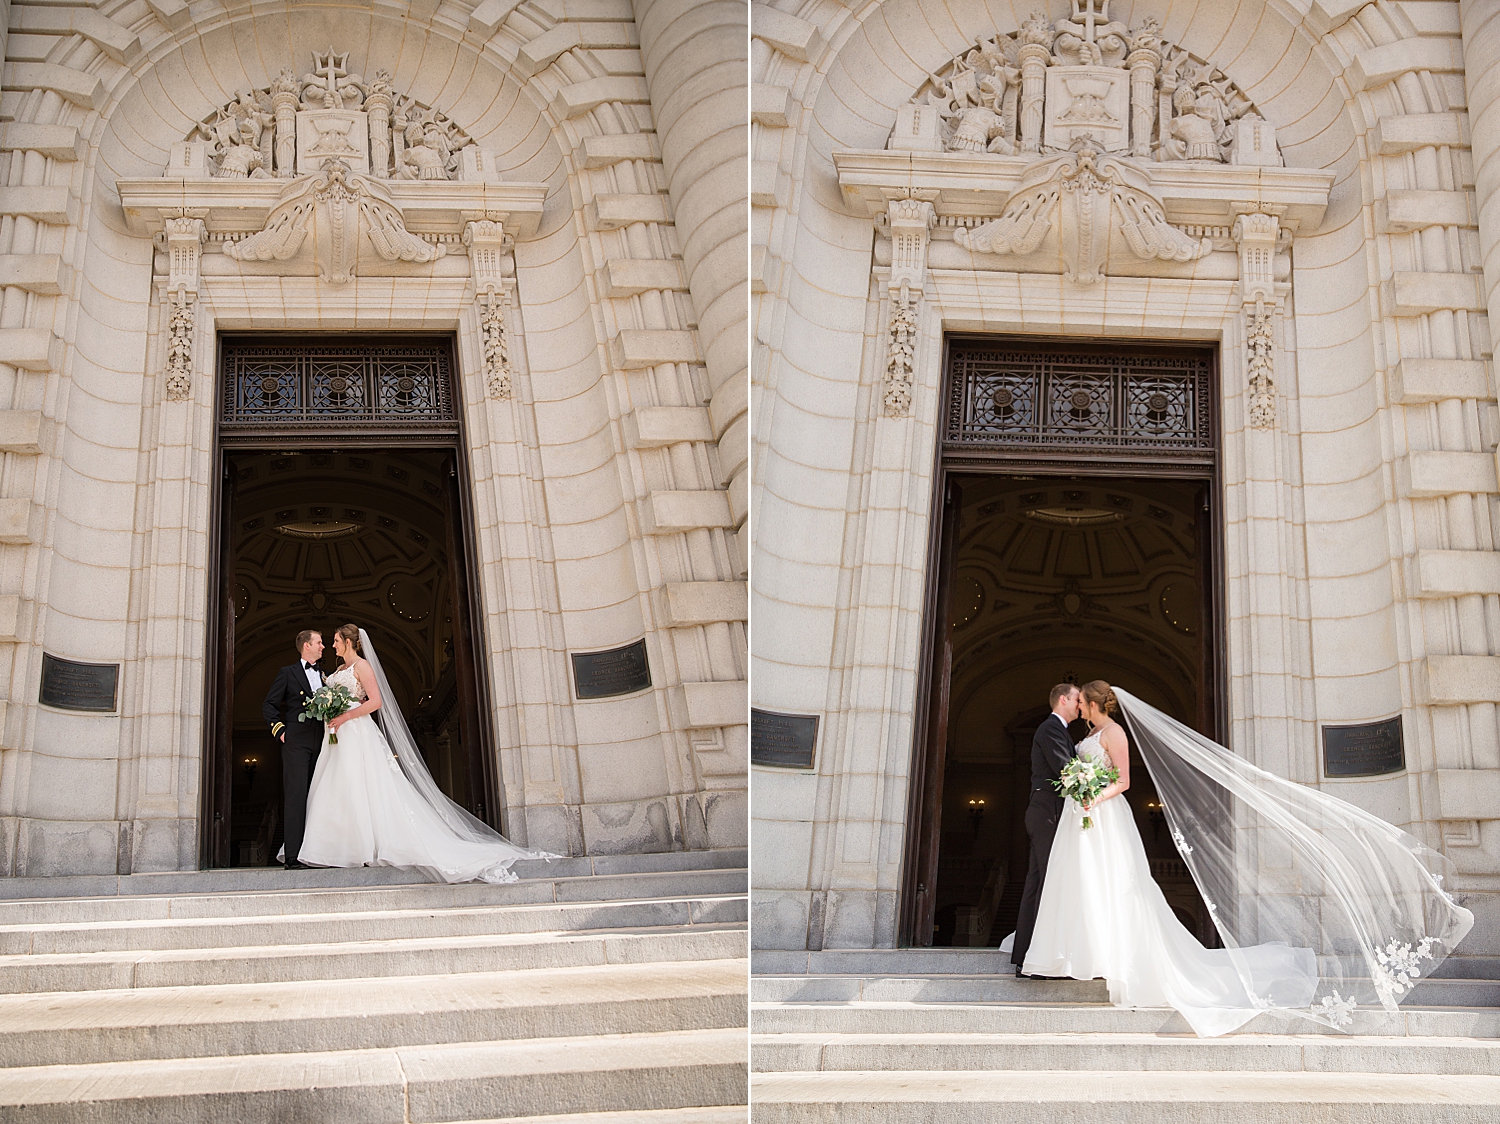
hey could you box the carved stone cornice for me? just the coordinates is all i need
[117,177,547,240]
[835,149,1333,232]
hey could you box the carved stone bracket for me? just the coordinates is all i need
[158,213,206,402]
[464,219,517,400]
[882,197,935,418]
[162,213,207,296]
[1233,205,1284,429]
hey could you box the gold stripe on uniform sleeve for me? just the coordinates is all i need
[271,722,285,736]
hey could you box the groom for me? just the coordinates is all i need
[1011,681,1080,977]
[261,629,325,870]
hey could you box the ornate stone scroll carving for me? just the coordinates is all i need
[895,1,1279,168]
[479,294,515,400]
[163,296,195,402]
[182,49,490,181]
[464,219,517,400]
[954,144,1208,283]
[1233,207,1284,429]
[224,160,445,284]
[883,198,935,417]
[1245,308,1275,428]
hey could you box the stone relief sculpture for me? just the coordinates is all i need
[187,49,480,180]
[954,143,1208,284]
[224,160,445,285]
[900,2,1275,167]
[865,1,1301,426]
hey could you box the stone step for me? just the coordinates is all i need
[0,921,746,994]
[459,1111,748,1124]
[751,1001,1500,1038]
[0,958,746,1067]
[749,1069,1500,1123]
[752,948,1013,975]
[0,1027,747,1123]
[751,1031,1500,1074]
[753,974,1107,1004]
[752,972,1499,1007]
[1431,955,1500,980]
[0,892,747,955]
[0,866,747,926]
[0,847,747,902]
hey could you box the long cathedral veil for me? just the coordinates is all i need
[358,628,549,858]
[1114,687,1473,1028]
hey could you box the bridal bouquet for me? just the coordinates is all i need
[299,684,356,744]
[1054,756,1119,830]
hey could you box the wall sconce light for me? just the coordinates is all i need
[242,755,259,787]
[968,797,985,835]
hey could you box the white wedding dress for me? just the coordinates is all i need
[298,662,546,884]
[1021,729,1319,1037]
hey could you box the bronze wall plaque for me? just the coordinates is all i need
[752,708,818,769]
[40,653,119,713]
[571,639,651,699]
[1322,716,1405,778]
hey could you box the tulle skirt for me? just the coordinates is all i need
[1022,788,1318,1037]
[299,713,536,884]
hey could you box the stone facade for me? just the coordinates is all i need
[0,0,746,875]
[751,0,1500,954]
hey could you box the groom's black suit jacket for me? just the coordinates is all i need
[262,663,325,750]
[1031,714,1076,807]
[262,662,325,865]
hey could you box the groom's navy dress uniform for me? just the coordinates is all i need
[1011,711,1076,972]
[262,661,325,867]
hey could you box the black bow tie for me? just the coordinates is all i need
[303,662,318,671]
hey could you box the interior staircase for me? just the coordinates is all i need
[0,849,748,1122]
[750,947,1500,1122]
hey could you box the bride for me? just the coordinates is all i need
[297,623,551,883]
[1022,679,1473,1038]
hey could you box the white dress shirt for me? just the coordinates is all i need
[303,662,322,694]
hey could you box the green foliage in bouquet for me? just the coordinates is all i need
[1053,755,1120,830]
[299,683,356,744]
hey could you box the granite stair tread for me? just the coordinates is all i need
[0,958,747,1066]
[0,922,745,993]
[0,1027,748,1122]
[749,1069,1500,1122]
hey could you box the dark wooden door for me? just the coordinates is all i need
[1195,481,1218,741]
[206,459,237,867]
[443,454,499,828]
[904,475,963,946]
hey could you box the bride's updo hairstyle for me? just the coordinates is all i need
[1080,679,1119,717]
[334,623,362,660]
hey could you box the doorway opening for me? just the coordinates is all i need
[203,336,495,868]
[901,336,1222,947]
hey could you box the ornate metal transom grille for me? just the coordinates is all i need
[220,339,457,431]
[945,341,1213,459]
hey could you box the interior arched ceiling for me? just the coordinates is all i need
[947,475,1206,761]
[228,449,457,725]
